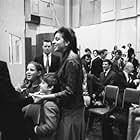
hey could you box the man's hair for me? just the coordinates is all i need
[42,39,52,45]
[115,49,122,56]
[85,48,91,53]
[103,59,112,66]
[122,45,126,49]
[127,43,132,47]
[98,49,107,55]
[81,54,92,60]
[93,49,99,55]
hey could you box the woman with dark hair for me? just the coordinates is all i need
[32,27,85,140]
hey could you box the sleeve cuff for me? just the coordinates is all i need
[34,125,38,134]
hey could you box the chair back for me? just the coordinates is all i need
[122,88,140,108]
[103,85,119,106]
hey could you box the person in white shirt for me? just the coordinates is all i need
[34,40,61,73]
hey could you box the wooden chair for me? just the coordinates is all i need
[86,85,119,133]
[108,88,140,140]
[124,88,140,140]
[122,88,140,108]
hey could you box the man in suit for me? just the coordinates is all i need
[127,43,135,60]
[81,54,92,73]
[0,60,37,140]
[100,59,117,86]
[102,62,137,140]
[116,62,137,94]
[112,49,124,73]
[91,49,108,78]
[34,39,61,73]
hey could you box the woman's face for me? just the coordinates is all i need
[52,32,67,53]
[93,51,98,57]
[26,63,39,82]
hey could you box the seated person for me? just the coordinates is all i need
[99,59,117,86]
[16,61,44,97]
[102,62,139,140]
[25,73,60,140]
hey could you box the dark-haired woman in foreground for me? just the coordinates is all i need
[33,27,85,140]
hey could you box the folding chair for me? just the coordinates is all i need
[124,88,140,140]
[122,88,140,108]
[86,85,119,133]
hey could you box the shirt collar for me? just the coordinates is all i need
[104,68,110,76]
[43,52,51,57]
[123,70,129,82]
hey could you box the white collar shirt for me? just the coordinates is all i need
[104,68,111,76]
[43,53,51,67]
[123,71,129,82]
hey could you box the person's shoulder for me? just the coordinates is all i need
[93,56,100,62]
[0,60,7,65]
[0,60,7,69]
[110,70,116,74]
[52,53,61,59]
[44,101,59,110]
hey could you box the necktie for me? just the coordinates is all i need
[46,54,49,73]
[104,71,107,77]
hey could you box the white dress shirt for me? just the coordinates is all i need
[43,53,52,67]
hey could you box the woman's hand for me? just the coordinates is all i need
[31,95,43,103]
[31,93,56,101]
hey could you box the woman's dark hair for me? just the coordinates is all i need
[54,27,78,54]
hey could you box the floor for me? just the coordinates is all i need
[85,120,124,140]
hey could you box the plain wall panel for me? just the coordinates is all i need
[136,16,140,59]
[0,0,25,86]
[137,0,140,15]
[101,0,115,21]
[116,18,136,50]
[100,21,116,59]
[117,0,136,19]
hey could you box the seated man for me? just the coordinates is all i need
[100,59,117,86]
[102,62,138,140]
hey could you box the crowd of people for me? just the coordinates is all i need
[81,44,140,140]
[0,27,85,140]
[0,26,140,140]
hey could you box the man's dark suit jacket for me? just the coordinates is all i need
[99,70,117,86]
[115,71,137,104]
[91,57,103,78]
[87,74,104,99]
[116,71,137,92]
[34,54,61,73]
[0,60,33,140]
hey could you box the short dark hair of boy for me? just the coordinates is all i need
[42,73,58,87]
